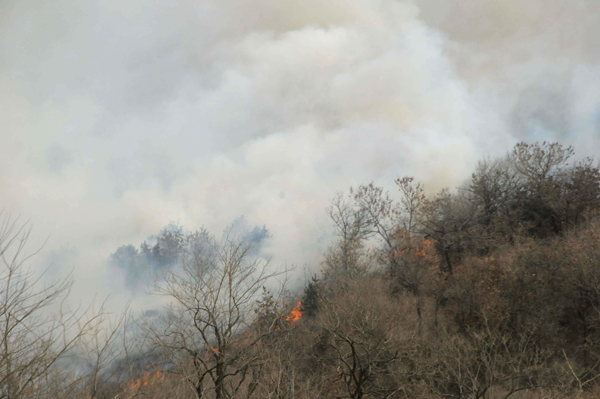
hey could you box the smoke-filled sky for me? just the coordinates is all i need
[2,0,600,307]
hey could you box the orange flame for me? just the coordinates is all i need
[131,369,164,390]
[416,240,432,256]
[286,301,303,323]
[395,239,433,257]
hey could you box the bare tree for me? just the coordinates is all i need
[510,142,575,236]
[0,212,102,399]
[511,142,573,188]
[465,157,522,249]
[432,312,559,399]
[314,279,413,399]
[79,303,133,399]
[418,189,475,275]
[323,192,374,283]
[351,184,396,252]
[395,177,426,237]
[146,229,288,399]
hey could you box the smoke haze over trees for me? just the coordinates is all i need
[3,0,600,396]
[4,142,600,398]
[109,218,270,291]
[2,0,600,309]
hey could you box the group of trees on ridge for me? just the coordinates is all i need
[3,142,600,398]
[109,217,270,290]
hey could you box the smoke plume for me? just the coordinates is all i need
[1,0,599,308]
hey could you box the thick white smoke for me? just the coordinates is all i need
[1,0,599,308]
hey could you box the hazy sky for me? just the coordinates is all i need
[2,0,600,307]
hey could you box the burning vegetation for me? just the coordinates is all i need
[286,301,303,323]
[6,142,600,398]
[131,369,164,390]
